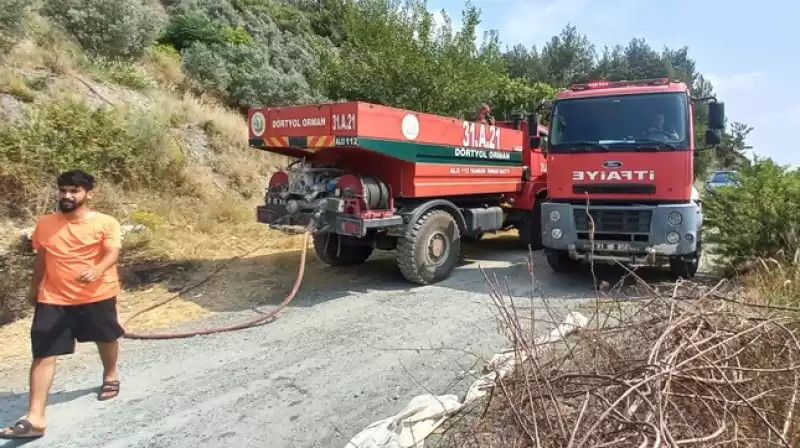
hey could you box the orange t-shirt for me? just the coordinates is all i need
[32,211,123,306]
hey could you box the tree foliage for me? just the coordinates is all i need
[40,0,163,59]
[703,158,800,269]
[322,0,508,118]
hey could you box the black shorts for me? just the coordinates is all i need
[30,297,124,358]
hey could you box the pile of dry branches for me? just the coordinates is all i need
[438,266,800,447]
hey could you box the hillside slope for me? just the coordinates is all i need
[0,10,297,326]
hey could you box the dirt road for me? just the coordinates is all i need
[0,236,636,448]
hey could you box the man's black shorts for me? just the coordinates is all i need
[30,297,124,358]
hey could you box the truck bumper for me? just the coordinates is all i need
[541,201,702,264]
[257,203,313,228]
[257,202,403,238]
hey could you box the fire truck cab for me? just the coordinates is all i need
[529,78,726,278]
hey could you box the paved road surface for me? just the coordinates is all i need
[0,238,663,448]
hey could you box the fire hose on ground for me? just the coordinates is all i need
[121,230,310,340]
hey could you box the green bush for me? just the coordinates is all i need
[0,98,184,217]
[166,0,242,27]
[704,158,800,269]
[223,26,254,46]
[40,0,163,59]
[0,0,28,55]
[86,58,155,90]
[162,11,226,51]
[180,7,326,110]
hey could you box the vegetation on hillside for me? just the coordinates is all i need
[0,0,794,324]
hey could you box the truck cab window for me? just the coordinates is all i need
[549,92,689,153]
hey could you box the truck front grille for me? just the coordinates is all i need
[573,208,652,241]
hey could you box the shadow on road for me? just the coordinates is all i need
[115,232,714,320]
[0,387,96,437]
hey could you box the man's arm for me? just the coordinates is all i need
[94,246,120,274]
[28,222,45,306]
[28,251,46,306]
[78,218,122,283]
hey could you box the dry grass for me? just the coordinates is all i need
[737,250,800,311]
[0,70,36,102]
[3,15,78,75]
[141,44,185,90]
[435,255,800,447]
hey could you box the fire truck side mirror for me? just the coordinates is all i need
[704,129,722,146]
[527,112,540,150]
[708,101,725,130]
[526,112,539,133]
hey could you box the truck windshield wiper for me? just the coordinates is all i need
[566,141,610,152]
[631,139,678,151]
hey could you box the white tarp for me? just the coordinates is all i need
[344,311,589,448]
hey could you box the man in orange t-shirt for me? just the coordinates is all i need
[1,170,125,440]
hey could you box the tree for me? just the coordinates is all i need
[503,43,545,81]
[539,24,596,85]
[321,0,507,118]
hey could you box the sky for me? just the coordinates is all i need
[426,0,797,168]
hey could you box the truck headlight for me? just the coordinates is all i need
[666,232,680,244]
[668,212,682,226]
[549,210,560,221]
[551,228,563,240]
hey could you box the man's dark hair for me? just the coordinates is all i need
[57,170,95,191]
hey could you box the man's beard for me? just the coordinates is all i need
[58,198,83,213]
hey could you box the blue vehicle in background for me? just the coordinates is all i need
[705,170,739,194]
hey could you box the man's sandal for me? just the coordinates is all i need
[0,419,45,439]
[98,380,120,401]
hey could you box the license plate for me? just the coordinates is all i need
[337,217,363,237]
[592,242,630,252]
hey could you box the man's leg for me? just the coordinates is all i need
[74,297,124,400]
[1,304,74,438]
[96,340,119,383]
[26,356,57,428]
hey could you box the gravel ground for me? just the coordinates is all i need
[0,238,682,448]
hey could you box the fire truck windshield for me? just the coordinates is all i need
[549,92,690,153]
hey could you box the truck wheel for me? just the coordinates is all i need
[545,249,578,273]
[669,232,702,279]
[313,233,373,266]
[397,209,461,285]
[518,201,544,250]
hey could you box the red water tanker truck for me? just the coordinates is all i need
[528,78,726,278]
[247,102,549,284]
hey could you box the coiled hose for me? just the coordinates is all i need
[121,231,310,340]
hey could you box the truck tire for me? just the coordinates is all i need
[313,233,373,266]
[518,201,544,250]
[397,209,461,285]
[669,232,702,279]
[545,249,578,273]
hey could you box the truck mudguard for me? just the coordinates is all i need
[395,199,467,236]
